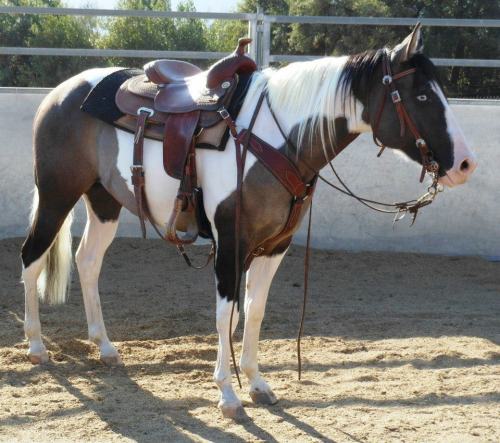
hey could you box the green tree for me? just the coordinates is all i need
[98,0,207,67]
[206,20,248,52]
[0,0,97,87]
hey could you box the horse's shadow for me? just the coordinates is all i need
[0,352,284,443]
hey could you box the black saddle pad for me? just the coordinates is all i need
[81,68,143,125]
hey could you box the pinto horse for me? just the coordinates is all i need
[21,25,476,418]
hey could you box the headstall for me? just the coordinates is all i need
[372,49,440,184]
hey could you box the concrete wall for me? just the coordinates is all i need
[1,88,499,256]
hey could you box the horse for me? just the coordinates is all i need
[21,25,477,419]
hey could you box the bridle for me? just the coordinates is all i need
[266,49,444,227]
[372,49,440,184]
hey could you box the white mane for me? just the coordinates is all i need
[246,56,362,158]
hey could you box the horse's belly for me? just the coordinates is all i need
[115,129,179,227]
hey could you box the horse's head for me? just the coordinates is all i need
[363,24,477,187]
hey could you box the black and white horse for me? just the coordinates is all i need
[21,26,476,418]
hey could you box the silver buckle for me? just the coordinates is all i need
[137,107,154,117]
[130,164,143,173]
[218,107,230,119]
[415,138,426,148]
[391,90,401,103]
[382,75,392,85]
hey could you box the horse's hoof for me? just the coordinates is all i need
[27,350,49,365]
[250,389,278,405]
[219,403,248,421]
[100,354,123,366]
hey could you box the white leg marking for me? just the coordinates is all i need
[23,254,50,364]
[214,295,245,419]
[75,197,121,365]
[240,253,285,405]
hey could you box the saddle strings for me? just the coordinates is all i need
[297,197,313,380]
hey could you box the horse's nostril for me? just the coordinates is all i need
[460,159,470,172]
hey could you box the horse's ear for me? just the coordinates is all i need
[392,23,424,64]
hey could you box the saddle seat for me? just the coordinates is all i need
[144,59,202,84]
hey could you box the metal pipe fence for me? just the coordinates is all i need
[1,6,499,70]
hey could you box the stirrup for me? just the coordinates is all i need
[166,196,199,245]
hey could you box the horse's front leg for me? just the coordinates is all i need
[211,217,247,418]
[240,252,286,405]
[215,292,243,419]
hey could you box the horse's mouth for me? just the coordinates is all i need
[438,173,456,188]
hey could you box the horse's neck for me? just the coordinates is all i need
[275,92,371,178]
[243,66,372,178]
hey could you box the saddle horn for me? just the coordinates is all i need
[206,38,257,89]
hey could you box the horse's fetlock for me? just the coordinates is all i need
[24,320,41,339]
[88,325,105,344]
[239,358,257,378]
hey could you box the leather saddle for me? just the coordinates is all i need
[113,38,257,246]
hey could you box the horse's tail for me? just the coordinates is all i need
[29,188,74,304]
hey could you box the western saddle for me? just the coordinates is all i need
[114,38,318,271]
[114,38,257,251]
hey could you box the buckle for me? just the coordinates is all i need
[390,90,401,103]
[218,107,230,119]
[382,75,392,85]
[130,164,144,174]
[137,107,154,117]
[415,138,426,148]
[252,246,265,257]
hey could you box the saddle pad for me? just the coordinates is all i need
[81,68,143,125]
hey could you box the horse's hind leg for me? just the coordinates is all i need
[240,252,286,405]
[22,190,77,364]
[76,184,122,365]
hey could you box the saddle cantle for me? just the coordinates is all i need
[113,38,257,248]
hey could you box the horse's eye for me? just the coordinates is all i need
[417,94,428,102]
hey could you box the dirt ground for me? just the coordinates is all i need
[0,237,499,442]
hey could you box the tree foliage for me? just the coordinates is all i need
[99,0,207,66]
[0,0,96,86]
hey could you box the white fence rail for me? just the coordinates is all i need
[1,6,499,69]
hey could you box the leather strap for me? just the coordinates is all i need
[131,109,150,239]
[163,111,200,180]
[238,130,308,197]
[372,50,438,183]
